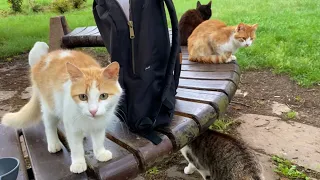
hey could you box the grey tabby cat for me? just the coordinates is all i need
[180,130,265,180]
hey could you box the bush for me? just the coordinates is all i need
[70,0,86,9]
[31,5,43,13]
[7,0,23,12]
[52,0,71,14]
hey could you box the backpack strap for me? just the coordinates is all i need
[138,0,180,145]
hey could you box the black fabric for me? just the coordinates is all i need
[93,0,180,145]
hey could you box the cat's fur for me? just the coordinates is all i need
[180,130,264,180]
[188,19,258,63]
[179,1,212,46]
[1,42,123,174]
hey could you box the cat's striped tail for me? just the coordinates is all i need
[189,53,232,64]
[1,89,41,129]
[28,41,49,67]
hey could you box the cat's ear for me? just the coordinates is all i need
[251,24,258,31]
[236,23,246,32]
[66,62,84,81]
[102,61,120,80]
[207,1,212,7]
[197,1,201,8]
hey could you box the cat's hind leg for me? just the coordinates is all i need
[42,108,62,153]
[90,128,112,162]
[184,162,197,175]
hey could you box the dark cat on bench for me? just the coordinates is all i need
[179,1,212,46]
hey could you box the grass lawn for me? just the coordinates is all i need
[0,0,319,86]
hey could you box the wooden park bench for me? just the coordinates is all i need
[0,16,240,180]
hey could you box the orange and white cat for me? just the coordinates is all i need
[1,42,123,173]
[188,19,258,63]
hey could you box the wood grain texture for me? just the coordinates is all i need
[0,125,28,180]
[23,123,88,180]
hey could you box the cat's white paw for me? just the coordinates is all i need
[47,141,62,153]
[225,57,233,63]
[70,161,87,173]
[95,149,112,162]
[184,166,195,175]
[231,55,237,61]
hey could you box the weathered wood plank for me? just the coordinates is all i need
[179,79,237,100]
[181,64,240,74]
[176,88,229,117]
[0,125,28,180]
[75,26,98,36]
[23,123,88,180]
[57,123,140,180]
[174,99,217,131]
[67,27,87,36]
[180,71,240,85]
[156,115,199,151]
[105,117,173,171]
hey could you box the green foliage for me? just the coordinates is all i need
[52,0,71,14]
[286,111,297,119]
[7,0,22,12]
[146,167,159,175]
[31,4,43,13]
[70,0,86,9]
[210,118,234,133]
[272,155,310,180]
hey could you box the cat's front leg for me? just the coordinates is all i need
[91,128,112,162]
[65,128,87,173]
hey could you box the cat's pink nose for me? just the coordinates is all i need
[89,109,97,117]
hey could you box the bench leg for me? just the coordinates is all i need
[49,16,70,52]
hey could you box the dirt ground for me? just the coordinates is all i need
[0,51,319,180]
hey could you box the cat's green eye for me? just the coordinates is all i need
[239,37,246,42]
[100,93,108,100]
[79,94,88,101]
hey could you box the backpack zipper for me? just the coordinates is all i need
[113,0,135,74]
[128,0,136,75]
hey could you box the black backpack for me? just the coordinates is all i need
[93,0,181,145]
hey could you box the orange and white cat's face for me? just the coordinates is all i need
[234,23,258,47]
[66,62,122,118]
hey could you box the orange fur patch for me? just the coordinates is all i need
[31,50,121,107]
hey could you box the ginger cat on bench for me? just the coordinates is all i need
[1,42,123,173]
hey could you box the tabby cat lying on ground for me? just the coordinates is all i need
[179,1,212,46]
[1,42,123,173]
[188,19,258,63]
[181,130,264,180]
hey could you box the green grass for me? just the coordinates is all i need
[146,167,159,175]
[272,155,310,180]
[1,0,320,86]
[209,118,234,133]
[286,110,297,119]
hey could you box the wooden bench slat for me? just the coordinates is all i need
[178,79,237,100]
[67,27,87,36]
[174,99,217,131]
[180,71,240,84]
[176,88,229,117]
[57,124,140,180]
[156,115,199,150]
[181,64,240,74]
[0,125,28,180]
[23,123,88,180]
[105,118,173,171]
[73,26,98,36]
